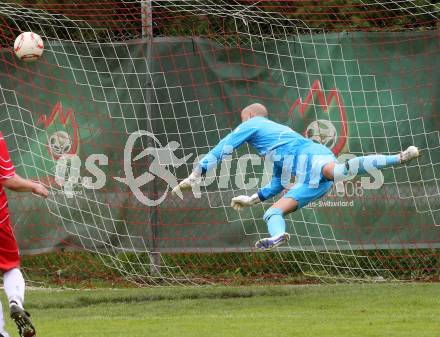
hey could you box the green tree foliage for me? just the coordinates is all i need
[1,1,438,45]
[152,0,439,37]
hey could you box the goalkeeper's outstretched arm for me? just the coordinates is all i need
[172,120,258,196]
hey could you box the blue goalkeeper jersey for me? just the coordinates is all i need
[199,116,312,171]
[199,116,311,171]
[198,116,317,200]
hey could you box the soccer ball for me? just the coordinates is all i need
[305,119,337,149]
[49,131,72,157]
[14,32,44,62]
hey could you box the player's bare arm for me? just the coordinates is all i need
[1,174,48,198]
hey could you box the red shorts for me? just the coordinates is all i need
[0,219,20,272]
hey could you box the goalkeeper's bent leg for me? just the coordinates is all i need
[264,207,285,237]
[254,208,289,250]
[255,199,298,251]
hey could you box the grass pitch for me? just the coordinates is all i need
[3,283,439,337]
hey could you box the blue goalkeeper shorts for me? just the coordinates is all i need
[284,142,336,209]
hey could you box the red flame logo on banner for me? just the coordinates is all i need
[37,102,79,159]
[288,80,348,156]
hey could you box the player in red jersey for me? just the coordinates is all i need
[0,133,48,337]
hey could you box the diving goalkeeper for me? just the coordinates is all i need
[172,103,420,251]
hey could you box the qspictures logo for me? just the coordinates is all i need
[114,131,193,206]
[43,81,381,207]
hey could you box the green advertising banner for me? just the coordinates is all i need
[0,31,438,254]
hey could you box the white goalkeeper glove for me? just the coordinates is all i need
[172,171,201,198]
[230,193,260,211]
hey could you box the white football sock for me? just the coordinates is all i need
[0,299,6,336]
[3,268,25,309]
